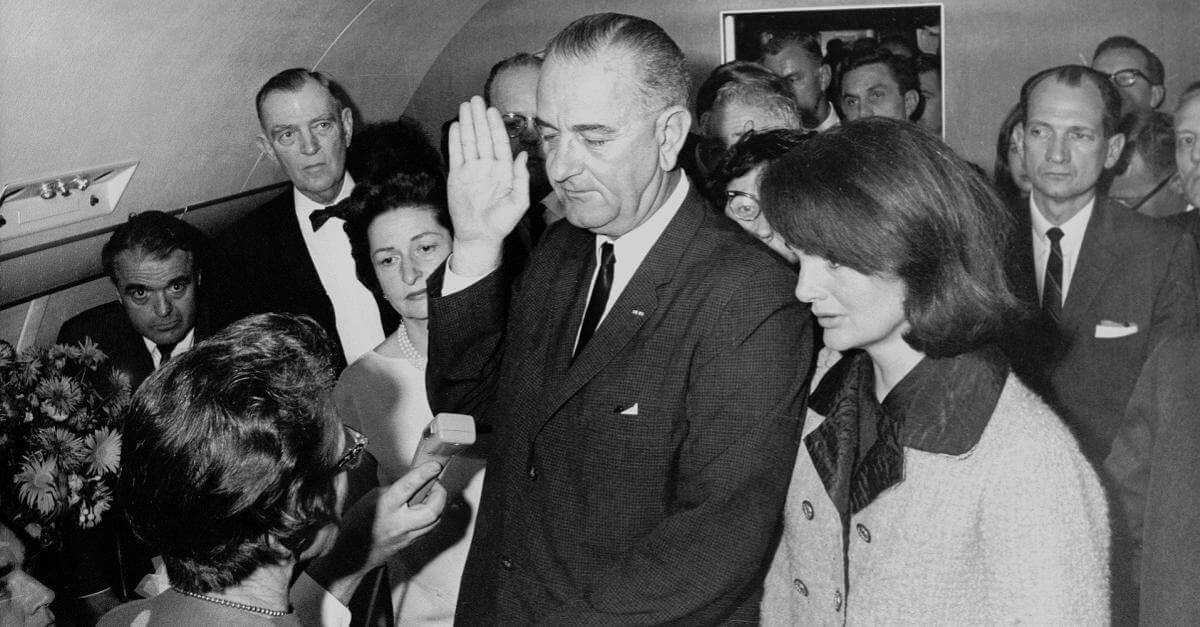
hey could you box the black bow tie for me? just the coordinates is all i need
[309,205,345,231]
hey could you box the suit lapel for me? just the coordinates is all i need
[535,188,704,429]
[271,194,328,305]
[1063,198,1119,324]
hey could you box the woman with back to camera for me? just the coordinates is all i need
[100,313,446,626]
[758,118,1109,624]
[336,171,486,624]
[707,128,811,264]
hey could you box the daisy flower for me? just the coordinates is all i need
[15,456,58,516]
[35,376,81,422]
[85,427,122,476]
[36,427,86,466]
[75,337,107,370]
[0,340,14,369]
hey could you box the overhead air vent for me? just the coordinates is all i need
[0,161,138,242]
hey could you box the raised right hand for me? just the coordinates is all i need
[447,96,531,275]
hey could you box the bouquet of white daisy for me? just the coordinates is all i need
[0,338,131,550]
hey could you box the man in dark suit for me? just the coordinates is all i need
[207,68,396,370]
[1005,64,1199,467]
[58,211,208,392]
[56,210,209,611]
[428,13,812,624]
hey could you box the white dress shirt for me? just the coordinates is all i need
[1030,196,1095,304]
[444,174,690,351]
[293,173,385,365]
[142,328,195,370]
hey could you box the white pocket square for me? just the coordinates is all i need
[1094,321,1138,339]
[619,403,639,416]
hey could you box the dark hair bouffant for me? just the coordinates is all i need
[761,117,1022,358]
[341,171,452,296]
[120,313,342,593]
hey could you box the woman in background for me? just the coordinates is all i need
[706,129,811,264]
[759,118,1108,624]
[337,172,485,624]
[994,103,1033,207]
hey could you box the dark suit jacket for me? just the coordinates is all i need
[427,185,813,624]
[58,301,155,391]
[1106,333,1200,625]
[206,190,398,370]
[57,301,213,390]
[1005,196,1200,465]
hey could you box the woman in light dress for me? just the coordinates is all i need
[336,172,485,625]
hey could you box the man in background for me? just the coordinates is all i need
[57,209,209,610]
[207,68,396,370]
[837,47,921,123]
[1091,36,1166,114]
[484,52,557,240]
[1004,64,1199,467]
[760,30,839,133]
[1108,110,1188,217]
[59,211,207,392]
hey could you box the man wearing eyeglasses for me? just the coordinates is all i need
[484,52,556,251]
[1091,36,1166,114]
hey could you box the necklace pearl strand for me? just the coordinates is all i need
[396,324,427,371]
[171,586,288,617]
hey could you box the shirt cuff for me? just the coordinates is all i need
[442,254,495,296]
[291,571,351,627]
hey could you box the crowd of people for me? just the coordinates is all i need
[11,10,1200,626]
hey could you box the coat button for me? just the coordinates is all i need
[501,556,514,571]
[527,465,538,480]
[856,523,871,543]
[801,500,814,520]
[792,578,808,596]
[834,589,843,612]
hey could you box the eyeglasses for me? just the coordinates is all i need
[725,190,761,221]
[333,425,368,473]
[501,112,538,140]
[1108,68,1151,88]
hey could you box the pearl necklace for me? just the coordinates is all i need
[172,586,288,617]
[396,325,428,371]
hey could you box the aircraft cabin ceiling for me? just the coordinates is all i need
[2,0,1198,337]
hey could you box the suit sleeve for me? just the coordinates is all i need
[424,262,511,421]
[543,271,812,625]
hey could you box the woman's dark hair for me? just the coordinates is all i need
[341,171,452,295]
[706,128,813,200]
[993,103,1027,206]
[761,117,1021,358]
[119,313,342,593]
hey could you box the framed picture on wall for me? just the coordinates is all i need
[719,4,943,137]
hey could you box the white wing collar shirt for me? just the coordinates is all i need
[294,173,386,364]
[1030,195,1095,304]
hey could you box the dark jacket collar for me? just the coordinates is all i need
[806,346,1009,518]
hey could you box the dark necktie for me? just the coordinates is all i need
[157,342,177,366]
[575,242,615,356]
[309,205,344,231]
[1042,227,1064,322]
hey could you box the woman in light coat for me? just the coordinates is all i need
[759,118,1109,625]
